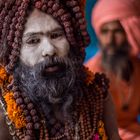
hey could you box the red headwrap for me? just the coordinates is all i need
[92,0,140,56]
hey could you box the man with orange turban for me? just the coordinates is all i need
[86,0,140,140]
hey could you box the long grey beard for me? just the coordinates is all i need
[14,56,82,121]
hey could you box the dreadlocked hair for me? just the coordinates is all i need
[0,0,90,73]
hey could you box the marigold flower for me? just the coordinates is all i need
[0,66,7,86]
[4,92,26,129]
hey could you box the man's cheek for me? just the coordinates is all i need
[55,41,70,57]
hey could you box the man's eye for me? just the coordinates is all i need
[101,29,108,34]
[50,32,63,39]
[26,38,40,44]
[115,29,124,34]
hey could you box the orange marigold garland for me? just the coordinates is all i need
[0,65,26,129]
[4,92,26,129]
[0,65,8,86]
[0,65,13,89]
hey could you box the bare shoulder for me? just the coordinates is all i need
[0,106,12,140]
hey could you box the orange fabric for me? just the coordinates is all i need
[85,54,140,140]
[92,0,140,56]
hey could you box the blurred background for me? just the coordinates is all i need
[85,1,140,139]
[85,0,97,62]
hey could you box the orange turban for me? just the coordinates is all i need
[92,0,140,56]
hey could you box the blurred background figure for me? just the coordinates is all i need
[86,0,140,140]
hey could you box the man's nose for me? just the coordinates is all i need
[107,32,115,46]
[41,39,56,57]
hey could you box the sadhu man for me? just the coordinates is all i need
[86,0,140,139]
[0,0,120,140]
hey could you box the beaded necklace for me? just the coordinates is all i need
[0,66,109,140]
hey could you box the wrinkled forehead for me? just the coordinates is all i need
[24,8,62,35]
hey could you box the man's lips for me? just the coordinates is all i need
[42,64,66,75]
[45,65,60,73]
